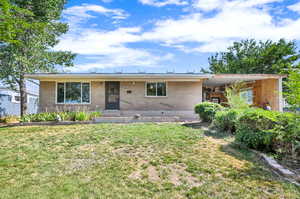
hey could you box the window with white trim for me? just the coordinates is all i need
[146,82,167,97]
[240,88,253,105]
[56,82,90,104]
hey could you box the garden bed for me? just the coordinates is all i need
[0,120,96,127]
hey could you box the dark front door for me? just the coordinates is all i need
[105,81,120,110]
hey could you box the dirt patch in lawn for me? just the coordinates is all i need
[128,160,148,180]
[128,161,202,187]
[165,163,202,187]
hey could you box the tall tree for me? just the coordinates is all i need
[0,0,28,43]
[0,0,75,116]
[284,70,300,111]
[204,39,300,74]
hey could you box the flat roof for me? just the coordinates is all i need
[203,74,285,86]
[25,73,213,80]
[25,73,285,82]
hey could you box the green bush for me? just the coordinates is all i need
[225,82,250,109]
[235,109,280,151]
[54,112,75,121]
[194,102,223,122]
[213,109,243,133]
[21,112,57,122]
[273,112,300,156]
[20,111,102,122]
[89,111,101,120]
[74,112,89,121]
[0,115,20,124]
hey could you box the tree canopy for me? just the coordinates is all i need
[0,0,75,116]
[284,70,300,110]
[204,39,300,74]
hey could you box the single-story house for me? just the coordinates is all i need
[25,73,284,118]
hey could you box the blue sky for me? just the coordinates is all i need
[55,0,300,73]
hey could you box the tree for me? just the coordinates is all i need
[225,82,250,109]
[284,70,300,111]
[0,0,75,116]
[203,39,300,74]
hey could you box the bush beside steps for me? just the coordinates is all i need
[194,102,223,122]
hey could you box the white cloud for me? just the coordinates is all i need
[139,0,188,7]
[73,52,173,71]
[57,7,173,71]
[56,27,143,55]
[58,4,174,70]
[193,0,224,11]
[63,4,128,26]
[142,0,300,52]
[57,1,300,71]
[288,2,300,13]
[193,0,281,11]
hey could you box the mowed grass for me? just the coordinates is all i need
[0,123,299,199]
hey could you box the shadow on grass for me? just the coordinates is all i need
[183,122,299,187]
[183,121,233,139]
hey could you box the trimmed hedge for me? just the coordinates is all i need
[272,112,300,156]
[213,109,243,134]
[208,106,300,157]
[235,109,280,151]
[194,102,223,122]
[235,109,300,156]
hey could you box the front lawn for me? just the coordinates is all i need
[0,123,299,198]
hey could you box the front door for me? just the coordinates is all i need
[105,81,120,110]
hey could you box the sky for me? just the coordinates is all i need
[55,0,300,73]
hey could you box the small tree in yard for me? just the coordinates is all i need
[225,82,250,109]
[284,70,300,111]
[0,0,75,116]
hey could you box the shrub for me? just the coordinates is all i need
[20,111,102,122]
[1,115,20,124]
[235,109,280,151]
[194,102,223,122]
[89,111,101,120]
[57,112,74,121]
[20,112,57,122]
[74,112,89,121]
[273,112,300,157]
[213,109,243,133]
[225,82,250,109]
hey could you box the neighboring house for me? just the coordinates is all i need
[0,80,39,116]
[25,73,284,118]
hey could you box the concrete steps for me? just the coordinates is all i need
[102,110,121,117]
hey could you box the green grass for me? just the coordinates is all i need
[0,123,299,199]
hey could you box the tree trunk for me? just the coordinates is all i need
[19,75,27,117]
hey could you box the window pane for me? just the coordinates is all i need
[57,83,64,103]
[82,83,90,103]
[157,82,166,96]
[14,96,20,102]
[247,90,253,104]
[65,82,81,103]
[147,83,156,96]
